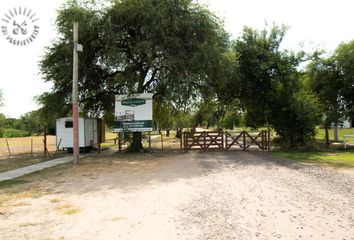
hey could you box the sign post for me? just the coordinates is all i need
[72,22,79,164]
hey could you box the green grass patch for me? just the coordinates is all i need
[316,128,354,142]
[0,179,31,189]
[272,149,354,168]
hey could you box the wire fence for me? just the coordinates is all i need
[0,136,57,159]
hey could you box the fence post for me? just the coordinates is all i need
[180,129,183,151]
[225,131,227,149]
[267,126,271,151]
[6,139,11,156]
[203,131,206,149]
[31,138,33,157]
[43,128,47,156]
[161,133,164,150]
[118,132,122,153]
[243,131,246,151]
[221,131,224,149]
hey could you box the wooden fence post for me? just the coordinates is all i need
[243,131,246,151]
[31,138,33,157]
[161,133,164,150]
[118,132,122,153]
[6,139,11,156]
[180,129,183,151]
[267,126,271,151]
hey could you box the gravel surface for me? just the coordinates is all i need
[0,151,353,240]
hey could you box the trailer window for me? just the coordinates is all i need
[65,121,73,128]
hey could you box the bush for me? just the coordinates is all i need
[272,91,322,148]
[2,128,31,138]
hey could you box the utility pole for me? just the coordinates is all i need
[72,22,79,164]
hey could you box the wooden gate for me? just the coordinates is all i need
[183,131,224,150]
[225,131,269,151]
[182,131,269,151]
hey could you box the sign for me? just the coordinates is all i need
[1,6,39,46]
[114,93,153,132]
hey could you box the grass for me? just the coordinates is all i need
[316,128,354,142]
[0,136,57,157]
[272,149,354,168]
[56,202,81,215]
[0,156,55,173]
[19,222,39,227]
[0,163,71,209]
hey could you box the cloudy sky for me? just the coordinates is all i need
[1,0,353,118]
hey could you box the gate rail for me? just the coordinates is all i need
[225,131,269,151]
[182,131,269,151]
[183,131,224,150]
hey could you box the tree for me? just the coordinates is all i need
[305,40,354,144]
[304,54,343,145]
[231,25,321,148]
[39,0,229,151]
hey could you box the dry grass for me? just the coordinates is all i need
[0,156,56,173]
[55,202,81,215]
[19,222,39,227]
[0,136,57,158]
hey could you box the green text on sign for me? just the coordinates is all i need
[121,98,146,107]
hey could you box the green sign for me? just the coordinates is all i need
[121,98,146,107]
[114,120,152,129]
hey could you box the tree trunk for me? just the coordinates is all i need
[166,129,170,137]
[129,132,144,152]
[176,126,181,138]
[325,125,329,147]
[333,123,339,142]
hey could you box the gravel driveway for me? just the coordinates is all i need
[1,151,353,240]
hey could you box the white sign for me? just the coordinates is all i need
[114,93,153,132]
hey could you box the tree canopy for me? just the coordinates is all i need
[37,0,354,149]
[231,26,321,147]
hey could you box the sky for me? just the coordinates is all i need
[0,0,354,118]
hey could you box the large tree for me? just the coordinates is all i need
[305,40,354,144]
[231,25,321,148]
[39,0,229,151]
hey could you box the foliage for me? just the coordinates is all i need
[39,0,229,151]
[0,110,46,138]
[232,25,321,148]
[2,128,30,138]
[304,40,354,144]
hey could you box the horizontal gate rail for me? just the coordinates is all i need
[183,131,224,150]
[183,130,270,151]
[225,131,269,151]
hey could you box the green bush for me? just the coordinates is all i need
[2,128,31,138]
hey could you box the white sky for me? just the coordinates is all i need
[0,0,353,118]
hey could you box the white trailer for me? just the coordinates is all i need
[56,117,105,151]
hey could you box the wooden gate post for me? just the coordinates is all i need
[243,131,246,151]
[118,132,122,153]
[180,129,183,151]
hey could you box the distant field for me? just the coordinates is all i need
[316,128,354,142]
[0,136,56,159]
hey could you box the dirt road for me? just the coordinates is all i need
[1,151,353,239]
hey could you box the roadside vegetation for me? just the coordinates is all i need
[271,149,354,168]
